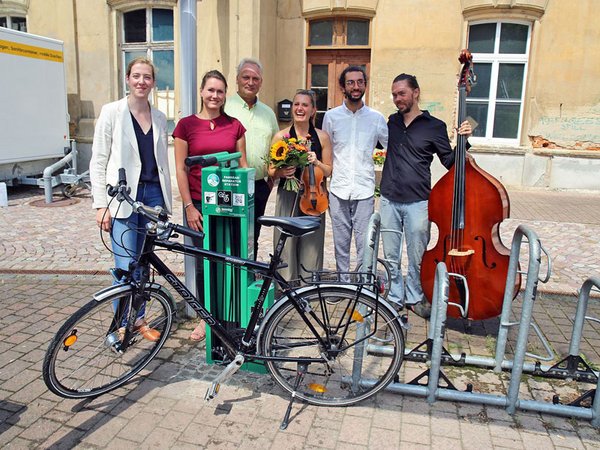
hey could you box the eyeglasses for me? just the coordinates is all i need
[345,79,366,87]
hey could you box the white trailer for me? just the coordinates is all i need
[0,27,76,202]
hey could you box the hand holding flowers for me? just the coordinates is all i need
[373,149,386,166]
[268,134,311,191]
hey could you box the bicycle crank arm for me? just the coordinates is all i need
[205,354,245,401]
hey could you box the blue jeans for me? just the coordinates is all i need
[379,196,429,307]
[111,182,165,321]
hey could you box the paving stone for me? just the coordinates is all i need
[141,426,182,449]
[430,434,462,449]
[270,431,308,450]
[179,422,216,446]
[80,415,128,447]
[158,410,195,433]
[39,425,86,449]
[17,417,62,441]
[0,423,26,444]
[492,435,525,448]
[338,414,372,446]
[368,426,401,449]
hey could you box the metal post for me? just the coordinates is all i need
[180,0,198,318]
[505,227,542,415]
[427,262,449,404]
[568,277,600,357]
[494,226,528,371]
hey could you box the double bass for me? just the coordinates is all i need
[420,50,521,321]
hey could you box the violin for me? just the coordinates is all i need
[420,49,521,320]
[299,163,328,216]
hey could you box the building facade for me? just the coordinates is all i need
[3,0,599,190]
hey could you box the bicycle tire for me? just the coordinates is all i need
[260,286,404,406]
[353,258,392,300]
[43,286,174,399]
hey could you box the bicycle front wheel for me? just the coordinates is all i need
[43,285,174,398]
[260,286,404,406]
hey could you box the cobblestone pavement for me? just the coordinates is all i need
[1,186,600,294]
[1,185,600,449]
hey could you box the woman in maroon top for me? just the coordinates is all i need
[173,70,248,340]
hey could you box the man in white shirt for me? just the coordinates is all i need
[323,66,388,276]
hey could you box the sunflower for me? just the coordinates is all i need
[270,141,289,161]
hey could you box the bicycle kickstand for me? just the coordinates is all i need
[280,362,308,430]
[205,354,245,401]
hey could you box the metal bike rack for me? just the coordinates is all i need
[356,215,600,426]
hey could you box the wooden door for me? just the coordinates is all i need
[307,49,370,127]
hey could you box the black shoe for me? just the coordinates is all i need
[407,301,431,319]
[391,302,404,314]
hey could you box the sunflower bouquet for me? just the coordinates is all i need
[268,135,310,192]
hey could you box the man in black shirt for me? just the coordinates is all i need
[380,73,471,318]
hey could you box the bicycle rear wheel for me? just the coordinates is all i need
[260,286,404,406]
[43,285,174,398]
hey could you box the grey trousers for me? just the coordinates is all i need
[273,188,326,283]
[328,193,375,275]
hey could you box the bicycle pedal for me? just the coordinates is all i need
[204,354,245,402]
[205,382,220,401]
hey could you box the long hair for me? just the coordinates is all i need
[199,69,228,116]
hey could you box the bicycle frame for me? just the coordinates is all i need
[125,223,336,364]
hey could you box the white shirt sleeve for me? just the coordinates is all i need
[322,111,332,136]
[378,113,389,149]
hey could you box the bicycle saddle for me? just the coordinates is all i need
[258,216,321,236]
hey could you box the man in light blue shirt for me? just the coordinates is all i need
[225,58,279,258]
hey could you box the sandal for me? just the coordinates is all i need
[190,320,206,341]
[116,321,160,343]
[135,321,161,342]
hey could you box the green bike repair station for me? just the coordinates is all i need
[200,152,274,373]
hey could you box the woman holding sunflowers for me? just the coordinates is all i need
[268,89,333,283]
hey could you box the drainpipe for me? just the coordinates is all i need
[180,0,198,318]
[42,152,73,203]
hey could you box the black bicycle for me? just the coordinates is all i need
[42,167,405,416]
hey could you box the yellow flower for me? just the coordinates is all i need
[270,141,289,161]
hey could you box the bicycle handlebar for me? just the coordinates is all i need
[185,151,242,168]
[107,168,205,241]
[185,155,218,167]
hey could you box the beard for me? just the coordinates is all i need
[344,90,363,103]
[396,100,413,115]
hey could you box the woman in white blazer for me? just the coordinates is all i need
[89,57,172,341]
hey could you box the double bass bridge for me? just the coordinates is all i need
[448,248,475,257]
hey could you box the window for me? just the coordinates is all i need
[307,18,371,127]
[466,21,530,142]
[121,8,175,131]
[308,18,369,47]
[0,16,27,32]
